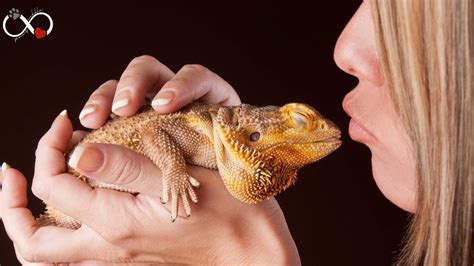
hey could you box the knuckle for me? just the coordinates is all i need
[104,226,134,244]
[96,79,118,91]
[36,135,48,151]
[119,71,142,86]
[31,176,49,201]
[114,248,137,262]
[183,64,211,77]
[164,77,188,91]
[89,92,111,103]
[34,145,41,158]
[111,153,142,185]
[89,80,118,102]
[131,55,158,65]
[103,79,118,86]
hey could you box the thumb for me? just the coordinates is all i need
[67,143,163,197]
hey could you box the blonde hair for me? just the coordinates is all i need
[371,0,472,265]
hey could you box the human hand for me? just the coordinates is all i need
[1,56,300,264]
[77,55,241,129]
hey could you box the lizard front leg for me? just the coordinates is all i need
[141,126,199,221]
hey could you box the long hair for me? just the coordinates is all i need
[371,0,472,265]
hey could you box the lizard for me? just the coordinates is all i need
[37,102,342,229]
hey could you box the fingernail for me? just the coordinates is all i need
[59,109,68,117]
[79,104,98,120]
[152,90,175,106]
[68,146,104,172]
[112,90,131,112]
[0,162,9,190]
[2,162,11,172]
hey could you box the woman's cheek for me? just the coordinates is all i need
[368,90,417,212]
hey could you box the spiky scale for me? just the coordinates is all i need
[38,102,341,229]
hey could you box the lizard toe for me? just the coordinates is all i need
[170,191,178,222]
[181,193,191,217]
[187,185,198,203]
[188,176,200,188]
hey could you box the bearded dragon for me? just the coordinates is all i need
[37,102,341,229]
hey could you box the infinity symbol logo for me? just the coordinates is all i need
[2,8,53,40]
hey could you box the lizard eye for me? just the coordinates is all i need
[249,132,260,142]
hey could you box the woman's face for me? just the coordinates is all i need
[334,1,416,212]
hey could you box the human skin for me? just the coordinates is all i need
[1,0,417,264]
[334,0,416,212]
[0,58,300,264]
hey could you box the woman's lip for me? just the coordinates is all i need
[342,90,376,144]
[348,119,376,144]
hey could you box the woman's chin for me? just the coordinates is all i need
[370,155,417,213]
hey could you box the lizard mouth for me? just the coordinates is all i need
[317,134,342,143]
[279,133,342,145]
[262,135,342,152]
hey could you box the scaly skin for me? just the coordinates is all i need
[37,102,341,229]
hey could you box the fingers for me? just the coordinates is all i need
[0,172,3,219]
[151,64,241,113]
[81,57,239,133]
[1,165,36,242]
[79,80,118,129]
[67,143,163,197]
[112,55,175,116]
[67,130,88,151]
[34,111,72,180]
[31,112,131,230]
[1,166,97,263]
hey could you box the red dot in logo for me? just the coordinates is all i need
[34,27,47,39]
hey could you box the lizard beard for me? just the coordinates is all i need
[212,107,296,203]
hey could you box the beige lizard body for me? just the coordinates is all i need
[38,102,341,229]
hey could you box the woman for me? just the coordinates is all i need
[1,0,471,264]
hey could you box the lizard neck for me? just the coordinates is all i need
[211,107,296,203]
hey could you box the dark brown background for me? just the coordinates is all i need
[0,1,408,265]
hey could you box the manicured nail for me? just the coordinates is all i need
[79,104,98,120]
[68,146,104,172]
[152,90,175,106]
[112,90,131,112]
[59,109,68,117]
[2,162,11,172]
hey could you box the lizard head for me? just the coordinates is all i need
[212,103,341,203]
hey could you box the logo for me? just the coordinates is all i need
[2,8,53,41]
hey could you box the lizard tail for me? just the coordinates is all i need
[37,206,81,230]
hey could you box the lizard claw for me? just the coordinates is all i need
[171,190,178,221]
[159,196,166,204]
[162,173,198,221]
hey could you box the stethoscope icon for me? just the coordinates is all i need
[2,8,53,39]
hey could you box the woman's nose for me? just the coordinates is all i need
[333,1,383,86]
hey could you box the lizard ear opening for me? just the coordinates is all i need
[215,106,240,129]
[280,103,321,131]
